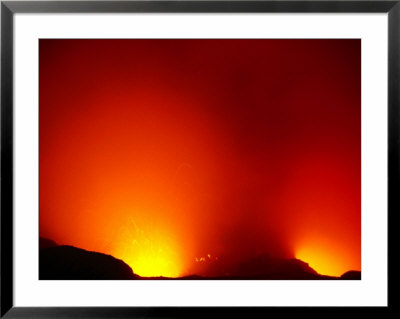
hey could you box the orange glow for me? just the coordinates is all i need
[117,245,181,278]
[105,217,183,277]
[39,39,361,278]
[296,245,351,277]
[114,233,182,277]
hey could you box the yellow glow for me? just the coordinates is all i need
[111,219,183,278]
[295,246,344,277]
[124,250,181,278]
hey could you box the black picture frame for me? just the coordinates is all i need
[1,0,396,317]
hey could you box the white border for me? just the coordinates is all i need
[14,13,388,307]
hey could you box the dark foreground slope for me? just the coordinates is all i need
[178,257,337,280]
[340,270,362,280]
[142,255,361,280]
[39,245,139,280]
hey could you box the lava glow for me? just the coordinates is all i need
[110,219,183,278]
[295,244,354,278]
[116,240,181,278]
[39,39,361,278]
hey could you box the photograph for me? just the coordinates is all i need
[1,0,394,316]
[39,39,361,281]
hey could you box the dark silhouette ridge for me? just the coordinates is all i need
[39,237,58,250]
[232,254,320,278]
[180,255,338,280]
[340,270,361,280]
[39,245,139,280]
[38,238,360,280]
[183,252,339,280]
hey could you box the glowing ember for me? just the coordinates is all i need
[195,254,217,263]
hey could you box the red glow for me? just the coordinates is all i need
[39,39,361,277]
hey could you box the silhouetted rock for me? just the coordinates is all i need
[230,254,327,279]
[179,274,205,280]
[39,237,58,250]
[184,253,340,280]
[340,270,361,280]
[39,245,139,280]
[38,238,357,280]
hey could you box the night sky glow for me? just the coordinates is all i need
[39,39,361,278]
